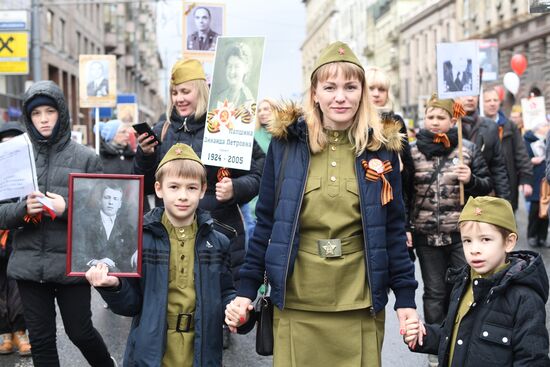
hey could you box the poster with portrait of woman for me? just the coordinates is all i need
[201,36,265,170]
[79,55,117,108]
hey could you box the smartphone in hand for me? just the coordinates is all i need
[132,122,161,146]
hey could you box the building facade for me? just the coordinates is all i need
[399,0,456,120]
[0,1,164,145]
[399,0,550,122]
[366,0,427,113]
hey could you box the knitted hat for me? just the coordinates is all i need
[170,59,206,86]
[100,119,121,142]
[311,41,363,79]
[459,196,517,234]
[426,93,454,118]
[0,121,25,141]
[156,143,204,173]
[25,95,58,115]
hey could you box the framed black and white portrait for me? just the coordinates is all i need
[79,55,117,108]
[183,2,225,53]
[67,174,143,277]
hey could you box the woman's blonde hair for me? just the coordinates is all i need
[364,66,394,111]
[166,79,210,124]
[256,98,277,130]
[304,62,385,155]
[160,79,210,142]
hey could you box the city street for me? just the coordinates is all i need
[3,198,550,366]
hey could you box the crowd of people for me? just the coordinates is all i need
[0,40,549,367]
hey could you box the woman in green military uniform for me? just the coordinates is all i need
[226,42,420,366]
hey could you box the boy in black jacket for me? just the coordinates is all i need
[404,196,550,366]
[86,144,253,366]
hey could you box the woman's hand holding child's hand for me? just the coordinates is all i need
[403,317,426,350]
[225,296,253,333]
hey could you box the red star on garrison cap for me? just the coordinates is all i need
[475,207,482,216]
[338,47,345,55]
[174,148,183,155]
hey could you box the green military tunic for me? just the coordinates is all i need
[274,130,384,367]
[161,214,197,367]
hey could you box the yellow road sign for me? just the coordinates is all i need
[0,31,29,74]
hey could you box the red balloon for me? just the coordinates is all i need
[494,85,505,101]
[510,54,528,76]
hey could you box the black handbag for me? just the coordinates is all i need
[254,144,288,356]
[255,274,273,356]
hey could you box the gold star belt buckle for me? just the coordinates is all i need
[317,239,342,258]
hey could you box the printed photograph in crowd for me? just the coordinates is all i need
[521,96,547,131]
[72,124,88,145]
[209,36,265,109]
[67,174,143,277]
[436,41,480,99]
[201,36,265,170]
[530,0,550,13]
[183,3,225,53]
[79,55,117,108]
[478,39,499,81]
[117,103,139,125]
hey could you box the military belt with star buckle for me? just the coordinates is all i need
[317,239,342,258]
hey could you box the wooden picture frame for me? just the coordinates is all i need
[66,173,143,277]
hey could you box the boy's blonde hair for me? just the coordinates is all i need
[459,221,514,240]
[155,159,207,187]
[304,62,385,155]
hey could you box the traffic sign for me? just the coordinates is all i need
[0,31,29,75]
[0,11,28,30]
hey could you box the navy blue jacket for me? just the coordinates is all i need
[133,112,265,286]
[238,117,417,312]
[97,208,252,367]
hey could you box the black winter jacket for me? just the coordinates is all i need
[98,208,254,367]
[462,112,511,201]
[133,112,265,285]
[1,81,102,284]
[100,139,135,174]
[495,111,533,210]
[414,251,550,366]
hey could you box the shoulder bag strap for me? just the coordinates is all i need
[411,155,450,224]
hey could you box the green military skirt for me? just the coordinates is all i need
[272,307,385,367]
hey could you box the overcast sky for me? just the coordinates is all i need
[156,0,306,102]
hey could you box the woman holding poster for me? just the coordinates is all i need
[225,42,419,366]
[133,59,265,295]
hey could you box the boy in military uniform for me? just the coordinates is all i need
[405,196,550,366]
[86,143,253,366]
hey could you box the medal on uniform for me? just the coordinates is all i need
[361,158,394,206]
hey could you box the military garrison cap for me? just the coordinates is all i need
[459,196,517,234]
[156,143,204,173]
[170,59,206,85]
[311,41,363,79]
[426,93,455,118]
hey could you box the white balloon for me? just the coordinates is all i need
[503,72,520,95]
